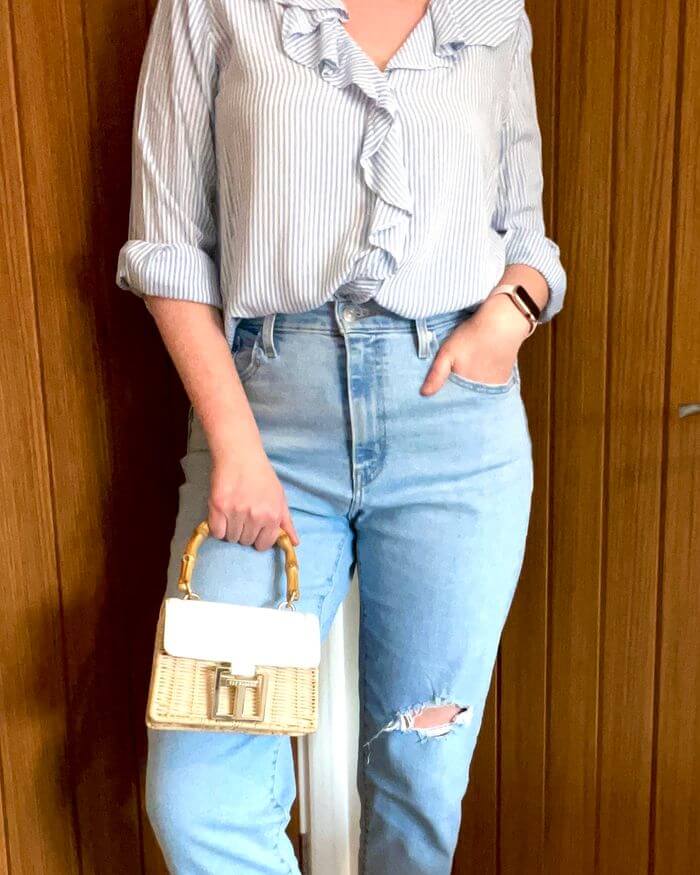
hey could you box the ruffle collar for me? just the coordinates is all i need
[271,0,524,72]
[430,0,524,60]
[268,0,523,287]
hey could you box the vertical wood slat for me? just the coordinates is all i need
[80,1,176,872]
[7,0,144,870]
[2,0,700,872]
[546,0,615,870]
[0,770,7,875]
[653,0,700,869]
[454,693,498,873]
[0,0,80,871]
[596,0,680,871]
[499,0,555,868]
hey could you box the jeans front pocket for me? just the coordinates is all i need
[446,363,519,395]
[430,316,520,396]
[231,322,264,383]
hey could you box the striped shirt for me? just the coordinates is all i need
[116,0,566,345]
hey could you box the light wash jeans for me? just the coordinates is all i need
[146,298,533,874]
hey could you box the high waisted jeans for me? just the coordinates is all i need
[146,298,534,874]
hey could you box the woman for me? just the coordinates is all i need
[116,0,566,871]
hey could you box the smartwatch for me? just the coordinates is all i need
[489,283,541,335]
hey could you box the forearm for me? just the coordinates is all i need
[144,297,263,463]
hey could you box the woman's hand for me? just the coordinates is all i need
[208,443,300,552]
[141,297,299,553]
[420,294,532,396]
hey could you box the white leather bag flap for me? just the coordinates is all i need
[162,597,321,676]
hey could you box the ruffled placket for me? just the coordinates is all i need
[269,0,524,298]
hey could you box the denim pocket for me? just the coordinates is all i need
[430,318,519,396]
[446,365,518,394]
[231,323,264,383]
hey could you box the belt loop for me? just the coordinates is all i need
[262,313,278,358]
[415,317,433,359]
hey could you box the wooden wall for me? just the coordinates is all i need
[0,1,697,873]
[456,0,700,872]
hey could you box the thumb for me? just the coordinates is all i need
[281,509,300,546]
[420,350,453,396]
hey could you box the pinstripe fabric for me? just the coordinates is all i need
[116,0,567,345]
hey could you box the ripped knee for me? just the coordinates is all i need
[412,704,468,731]
[363,698,474,763]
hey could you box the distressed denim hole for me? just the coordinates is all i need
[362,699,474,764]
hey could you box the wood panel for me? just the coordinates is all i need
[596,0,679,870]
[653,0,700,869]
[2,0,699,873]
[455,689,499,872]
[0,0,80,871]
[79,0,176,870]
[7,0,144,870]
[544,0,615,869]
[499,0,556,867]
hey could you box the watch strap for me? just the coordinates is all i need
[489,283,540,334]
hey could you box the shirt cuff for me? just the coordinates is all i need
[503,229,567,323]
[116,240,222,309]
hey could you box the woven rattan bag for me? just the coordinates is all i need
[146,520,319,735]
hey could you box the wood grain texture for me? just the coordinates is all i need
[652,0,700,869]
[454,690,498,873]
[8,0,144,870]
[596,0,679,871]
[544,0,615,869]
[80,1,175,871]
[0,0,81,871]
[498,0,555,868]
[2,0,699,873]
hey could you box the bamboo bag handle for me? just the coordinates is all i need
[176,520,300,609]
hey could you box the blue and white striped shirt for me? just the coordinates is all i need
[116,0,566,345]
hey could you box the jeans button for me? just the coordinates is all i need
[343,304,367,322]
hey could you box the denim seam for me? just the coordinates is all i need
[357,549,370,875]
[315,529,353,625]
[269,735,295,875]
[361,341,388,487]
[233,329,265,382]
[446,371,518,395]
[237,318,465,337]
[349,468,364,519]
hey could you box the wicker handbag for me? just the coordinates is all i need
[146,520,319,735]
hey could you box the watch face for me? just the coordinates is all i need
[514,285,541,320]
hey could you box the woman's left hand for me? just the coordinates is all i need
[420,293,533,396]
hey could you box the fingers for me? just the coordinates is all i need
[209,505,300,552]
[207,461,300,552]
[420,348,453,396]
[280,509,300,546]
[237,517,259,547]
[253,521,282,552]
[207,506,229,540]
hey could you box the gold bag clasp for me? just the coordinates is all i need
[211,665,269,723]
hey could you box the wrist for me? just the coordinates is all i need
[487,282,541,336]
[476,294,532,344]
[208,420,265,467]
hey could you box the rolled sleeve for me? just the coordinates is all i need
[116,0,222,309]
[494,11,567,322]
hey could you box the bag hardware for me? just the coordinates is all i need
[212,666,270,722]
[146,520,318,735]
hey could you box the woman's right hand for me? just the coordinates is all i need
[140,296,298,552]
[207,445,300,552]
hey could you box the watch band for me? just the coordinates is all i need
[489,283,540,335]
